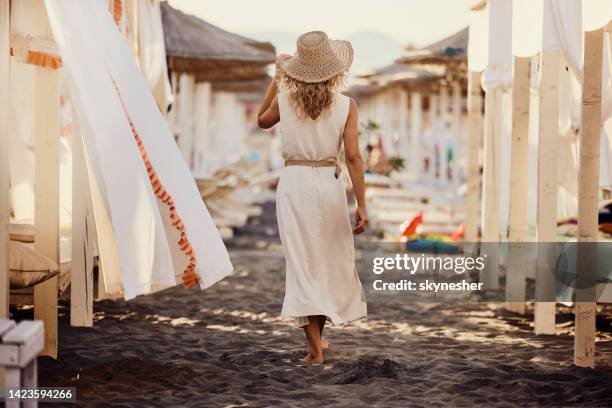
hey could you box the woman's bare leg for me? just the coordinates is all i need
[302,315,324,364]
[318,316,329,349]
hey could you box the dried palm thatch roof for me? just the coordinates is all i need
[161,2,275,81]
[358,63,445,82]
[347,63,445,97]
[396,27,468,65]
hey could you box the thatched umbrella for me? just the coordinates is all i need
[160,2,276,180]
[397,27,468,68]
[161,2,275,82]
[351,63,445,96]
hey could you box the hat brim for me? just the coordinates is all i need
[281,40,353,84]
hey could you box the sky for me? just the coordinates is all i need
[167,0,473,48]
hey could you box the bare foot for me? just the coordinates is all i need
[306,339,328,352]
[303,352,323,365]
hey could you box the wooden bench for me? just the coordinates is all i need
[0,319,44,408]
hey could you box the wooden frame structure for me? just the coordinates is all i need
[470,0,612,367]
[3,0,98,360]
[1,0,9,322]
[574,26,605,369]
[505,56,530,315]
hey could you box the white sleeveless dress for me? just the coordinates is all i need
[276,90,367,328]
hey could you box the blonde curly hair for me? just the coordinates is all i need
[280,72,347,120]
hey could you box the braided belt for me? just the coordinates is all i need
[284,159,341,178]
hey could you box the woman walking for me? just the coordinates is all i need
[257,31,368,364]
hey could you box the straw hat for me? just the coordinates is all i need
[281,31,353,83]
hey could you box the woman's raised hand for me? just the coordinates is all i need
[275,54,292,79]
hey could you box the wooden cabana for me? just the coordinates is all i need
[468,0,612,368]
[395,27,471,219]
[161,2,275,180]
[348,63,448,182]
[1,0,232,359]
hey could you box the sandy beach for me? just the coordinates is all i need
[11,202,607,407]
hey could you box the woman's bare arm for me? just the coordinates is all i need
[256,80,280,129]
[343,98,368,234]
[257,54,290,129]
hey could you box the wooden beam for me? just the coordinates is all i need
[177,73,195,169]
[0,0,9,391]
[33,66,60,359]
[192,81,212,179]
[506,56,531,314]
[574,28,604,369]
[450,82,462,186]
[397,89,409,163]
[466,71,482,242]
[70,112,94,327]
[481,77,500,289]
[534,49,561,335]
[0,0,9,321]
[439,86,450,185]
[410,92,423,180]
[428,94,439,180]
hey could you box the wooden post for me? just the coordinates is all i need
[410,92,423,180]
[466,72,483,242]
[167,71,179,138]
[506,56,531,314]
[70,113,94,327]
[398,89,409,163]
[481,79,500,289]
[0,0,9,321]
[439,86,450,185]
[429,93,439,180]
[451,82,462,186]
[33,66,60,359]
[534,49,561,335]
[574,28,604,368]
[193,81,212,179]
[0,0,9,390]
[177,73,195,170]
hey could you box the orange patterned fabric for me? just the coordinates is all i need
[9,48,62,69]
[26,50,63,69]
[113,0,123,26]
[110,75,199,288]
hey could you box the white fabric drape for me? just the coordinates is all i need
[8,0,50,223]
[582,0,612,32]
[44,0,232,298]
[9,0,71,242]
[177,73,195,169]
[481,69,513,236]
[8,61,36,223]
[192,82,212,179]
[129,0,173,112]
[488,0,513,67]
[512,1,612,197]
[468,4,489,72]
[211,92,247,172]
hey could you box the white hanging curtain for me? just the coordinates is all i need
[44,0,233,299]
[126,0,173,112]
[478,0,513,238]
[211,91,247,172]
[512,0,584,214]
[192,82,213,179]
[467,4,489,73]
[8,0,72,245]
